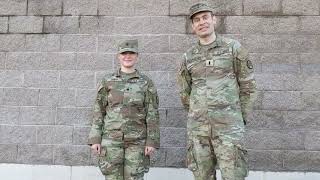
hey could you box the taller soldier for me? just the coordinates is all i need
[177,2,257,180]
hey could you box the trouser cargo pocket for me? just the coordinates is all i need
[187,143,198,171]
[235,145,249,178]
[98,147,123,176]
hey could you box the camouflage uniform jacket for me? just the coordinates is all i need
[88,69,160,148]
[178,35,257,140]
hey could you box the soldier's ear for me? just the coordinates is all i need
[212,15,217,26]
[191,22,196,34]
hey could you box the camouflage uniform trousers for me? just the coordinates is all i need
[187,135,248,180]
[98,139,150,180]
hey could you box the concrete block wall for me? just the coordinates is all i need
[0,0,319,172]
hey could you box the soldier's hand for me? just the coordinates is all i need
[145,146,155,156]
[91,144,101,155]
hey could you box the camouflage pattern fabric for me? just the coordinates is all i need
[189,2,213,19]
[188,136,248,180]
[88,69,160,180]
[177,35,257,180]
[98,139,149,180]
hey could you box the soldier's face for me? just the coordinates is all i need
[118,52,138,69]
[191,11,216,38]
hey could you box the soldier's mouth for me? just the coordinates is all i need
[123,60,133,63]
[199,27,208,31]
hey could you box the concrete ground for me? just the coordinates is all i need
[0,164,319,180]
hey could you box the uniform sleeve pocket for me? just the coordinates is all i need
[99,147,107,157]
[187,143,198,171]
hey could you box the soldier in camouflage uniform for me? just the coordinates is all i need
[88,39,160,180]
[177,3,257,180]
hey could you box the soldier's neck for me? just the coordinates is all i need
[120,67,136,74]
[199,33,216,46]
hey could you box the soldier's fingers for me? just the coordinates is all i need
[150,147,155,151]
[146,147,155,156]
[146,147,153,156]
[144,147,148,156]
[149,148,155,155]
[97,145,101,155]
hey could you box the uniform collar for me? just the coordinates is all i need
[196,34,222,51]
[115,68,140,79]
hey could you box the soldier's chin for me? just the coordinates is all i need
[122,64,134,69]
[198,33,210,38]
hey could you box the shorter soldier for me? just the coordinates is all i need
[88,40,160,180]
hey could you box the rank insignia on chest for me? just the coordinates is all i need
[206,59,214,66]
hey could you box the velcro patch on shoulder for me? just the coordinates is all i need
[246,60,253,69]
[237,47,249,61]
[148,86,157,94]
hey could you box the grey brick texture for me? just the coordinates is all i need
[28,0,62,15]
[63,0,98,15]
[282,0,319,15]
[0,144,18,163]
[0,17,8,33]
[26,35,60,52]
[9,16,43,33]
[0,0,319,172]
[0,0,27,15]
[17,144,53,164]
[0,35,25,52]
[44,16,79,34]
[20,107,56,125]
[243,0,282,15]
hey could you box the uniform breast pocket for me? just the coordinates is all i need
[127,83,145,106]
[214,57,233,70]
[107,83,125,107]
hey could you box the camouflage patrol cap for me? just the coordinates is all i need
[189,2,213,19]
[118,39,138,54]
